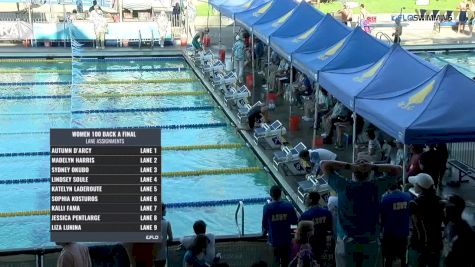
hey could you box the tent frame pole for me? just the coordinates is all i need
[288,64,294,139]
[312,81,320,148]
[352,112,357,163]
[265,45,271,106]
[402,144,407,185]
[219,13,222,46]
[251,32,256,104]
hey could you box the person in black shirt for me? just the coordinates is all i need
[408,173,444,267]
[89,0,102,12]
[443,194,475,267]
[419,145,442,189]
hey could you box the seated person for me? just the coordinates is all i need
[356,129,382,162]
[302,88,332,123]
[293,73,313,107]
[181,220,217,265]
[322,102,350,144]
[334,115,365,150]
[299,148,337,175]
[267,56,281,91]
[274,59,290,95]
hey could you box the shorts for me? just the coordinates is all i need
[382,235,408,260]
[459,11,468,23]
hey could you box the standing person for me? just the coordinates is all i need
[90,5,107,49]
[320,159,402,267]
[357,129,382,163]
[155,204,173,267]
[419,145,442,189]
[442,194,475,266]
[88,0,102,12]
[254,38,265,70]
[156,11,170,48]
[380,182,412,267]
[181,220,217,265]
[56,242,92,267]
[359,4,369,22]
[392,17,402,43]
[262,185,299,267]
[407,173,444,267]
[436,143,448,187]
[338,4,353,27]
[300,192,333,266]
[458,0,469,33]
[76,0,83,13]
[289,221,318,267]
[191,31,204,51]
[185,0,197,40]
[406,144,424,179]
[232,34,246,84]
[183,234,209,267]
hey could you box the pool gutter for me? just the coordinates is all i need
[183,54,305,214]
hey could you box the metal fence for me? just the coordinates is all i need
[449,142,475,168]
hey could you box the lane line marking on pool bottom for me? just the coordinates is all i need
[0,197,269,218]
[0,67,189,74]
[0,144,244,158]
[72,105,215,114]
[0,122,229,136]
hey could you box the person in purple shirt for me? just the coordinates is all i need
[380,182,412,267]
[262,185,298,267]
[320,159,402,267]
[300,191,333,266]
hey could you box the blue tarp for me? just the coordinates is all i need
[252,0,304,43]
[293,27,388,81]
[355,65,475,144]
[217,0,270,19]
[269,2,324,59]
[319,44,438,110]
[235,0,296,31]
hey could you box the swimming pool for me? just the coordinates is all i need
[418,51,475,78]
[0,56,275,250]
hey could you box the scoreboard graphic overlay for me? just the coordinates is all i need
[50,129,162,242]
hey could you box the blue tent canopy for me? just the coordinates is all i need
[319,44,438,109]
[268,2,324,58]
[253,0,306,44]
[355,65,475,144]
[218,0,270,19]
[293,27,387,81]
[235,0,296,32]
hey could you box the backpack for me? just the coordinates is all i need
[289,244,319,267]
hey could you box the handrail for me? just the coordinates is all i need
[139,30,142,49]
[375,32,393,45]
[234,200,244,236]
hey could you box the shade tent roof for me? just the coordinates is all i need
[319,44,438,110]
[235,0,297,31]
[293,27,388,81]
[356,65,475,144]
[268,4,324,59]
[253,1,317,44]
[217,0,270,19]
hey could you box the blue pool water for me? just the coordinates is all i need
[418,51,475,78]
[0,57,275,250]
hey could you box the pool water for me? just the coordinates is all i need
[417,51,475,78]
[0,57,275,250]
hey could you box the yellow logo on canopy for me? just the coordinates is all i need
[292,25,317,43]
[241,0,254,8]
[253,1,272,17]
[272,9,293,27]
[319,38,345,60]
[399,80,436,110]
[353,58,385,83]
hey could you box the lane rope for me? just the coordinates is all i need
[77,90,207,98]
[0,122,228,136]
[162,167,262,177]
[0,78,196,87]
[0,95,70,100]
[72,106,215,114]
[0,144,244,158]
[0,197,269,218]
[0,67,188,74]
[0,57,184,63]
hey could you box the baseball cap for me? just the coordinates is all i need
[408,173,434,189]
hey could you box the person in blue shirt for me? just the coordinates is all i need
[320,159,402,267]
[380,182,412,267]
[300,191,333,266]
[262,185,298,267]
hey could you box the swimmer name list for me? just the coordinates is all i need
[50,128,162,242]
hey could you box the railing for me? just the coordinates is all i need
[449,142,475,168]
[235,200,245,236]
[376,31,393,45]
